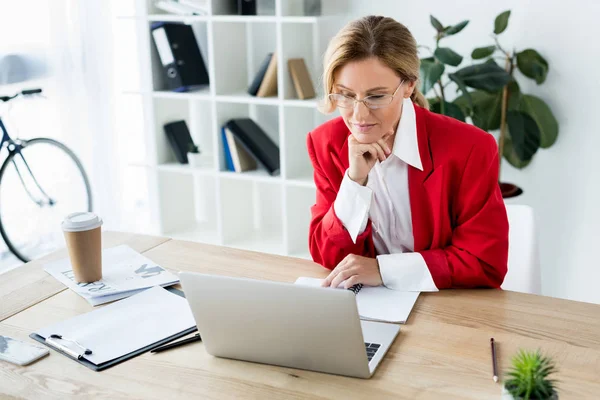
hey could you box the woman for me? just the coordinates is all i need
[307,15,509,291]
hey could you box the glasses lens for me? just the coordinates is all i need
[329,94,354,108]
[365,95,393,109]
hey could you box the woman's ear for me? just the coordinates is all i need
[405,80,417,98]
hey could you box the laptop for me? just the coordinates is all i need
[179,272,400,378]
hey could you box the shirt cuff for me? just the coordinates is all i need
[377,252,439,292]
[333,169,372,243]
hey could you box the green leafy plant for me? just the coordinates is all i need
[504,349,558,400]
[420,11,559,198]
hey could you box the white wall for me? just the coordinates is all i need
[345,0,600,303]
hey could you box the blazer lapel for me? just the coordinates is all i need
[331,132,350,175]
[409,105,435,252]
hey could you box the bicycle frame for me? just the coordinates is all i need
[0,118,11,148]
[0,116,54,206]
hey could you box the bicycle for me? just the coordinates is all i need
[0,88,92,263]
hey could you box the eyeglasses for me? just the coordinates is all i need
[328,80,404,110]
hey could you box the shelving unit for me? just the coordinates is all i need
[119,0,348,259]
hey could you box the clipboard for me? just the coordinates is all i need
[29,287,197,371]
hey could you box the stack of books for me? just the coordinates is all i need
[221,118,280,176]
[247,53,316,100]
[248,52,278,98]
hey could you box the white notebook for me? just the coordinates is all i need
[295,277,420,324]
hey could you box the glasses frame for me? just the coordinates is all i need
[328,80,405,110]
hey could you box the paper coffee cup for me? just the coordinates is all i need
[62,212,103,283]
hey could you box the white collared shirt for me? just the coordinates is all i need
[333,98,438,292]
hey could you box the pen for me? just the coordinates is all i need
[151,333,201,354]
[491,338,498,382]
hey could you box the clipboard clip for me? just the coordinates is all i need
[45,334,93,360]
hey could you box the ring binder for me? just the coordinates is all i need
[348,284,364,295]
[46,334,92,360]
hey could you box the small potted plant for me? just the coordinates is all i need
[502,349,558,400]
[187,143,202,168]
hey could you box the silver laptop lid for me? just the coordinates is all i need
[180,272,371,378]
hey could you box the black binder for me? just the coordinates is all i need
[164,120,197,164]
[150,22,209,92]
[224,118,280,175]
[29,287,197,372]
[238,0,256,15]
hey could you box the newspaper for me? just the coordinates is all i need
[44,245,179,306]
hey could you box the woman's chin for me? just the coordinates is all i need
[352,131,382,144]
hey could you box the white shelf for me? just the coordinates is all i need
[212,15,277,23]
[125,0,349,260]
[153,88,211,100]
[215,92,279,105]
[140,14,322,24]
[219,169,281,183]
[282,98,319,108]
[147,14,209,22]
[157,163,214,176]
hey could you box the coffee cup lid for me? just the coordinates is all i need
[62,212,103,232]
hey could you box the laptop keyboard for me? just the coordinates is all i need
[364,342,381,362]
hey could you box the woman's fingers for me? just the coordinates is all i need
[377,137,392,154]
[370,142,387,162]
[330,267,358,289]
[322,258,349,286]
[343,275,362,289]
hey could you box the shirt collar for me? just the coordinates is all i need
[390,97,423,171]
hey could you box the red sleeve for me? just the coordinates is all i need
[306,132,376,270]
[420,134,509,288]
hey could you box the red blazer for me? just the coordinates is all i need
[306,104,509,289]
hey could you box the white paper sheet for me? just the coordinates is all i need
[294,277,420,324]
[36,286,196,365]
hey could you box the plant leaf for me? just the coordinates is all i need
[454,90,502,131]
[430,15,444,32]
[430,100,466,121]
[517,49,549,84]
[472,46,496,60]
[518,94,558,148]
[507,110,541,162]
[504,136,532,169]
[419,57,445,95]
[449,73,472,108]
[434,47,464,67]
[452,61,511,92]
[445,20,469,35]
[494,10,511,34]
[507,80,522,111]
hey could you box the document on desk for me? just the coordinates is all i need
[44,245,180,306]
[33,286,196,367]
[295,277,420,324]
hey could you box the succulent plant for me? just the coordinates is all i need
[504,349,558,400]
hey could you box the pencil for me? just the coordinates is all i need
[491,338,498,382]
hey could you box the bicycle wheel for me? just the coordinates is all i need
[0,138,92,263]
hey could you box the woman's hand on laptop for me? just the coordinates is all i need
[321,254,383,289]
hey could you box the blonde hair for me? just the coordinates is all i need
[320,15,428,113]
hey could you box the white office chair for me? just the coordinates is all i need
[501,204,542,295]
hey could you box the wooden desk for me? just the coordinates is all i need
[1,232,599,399]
